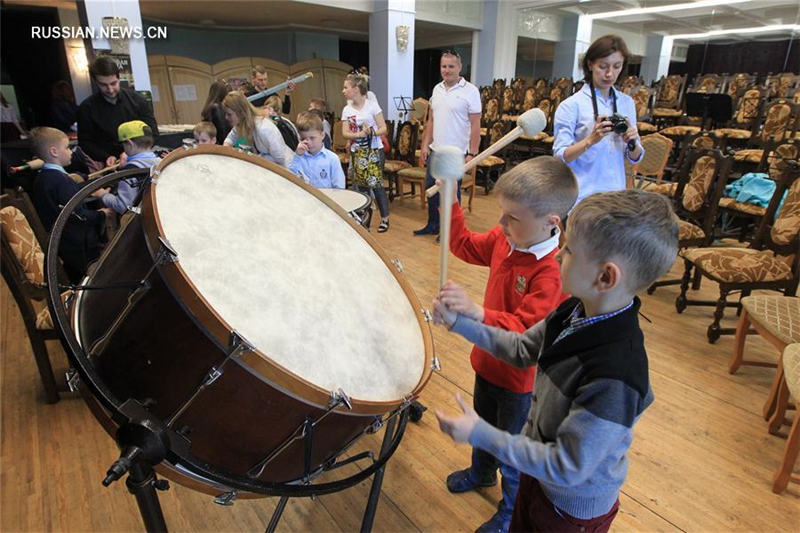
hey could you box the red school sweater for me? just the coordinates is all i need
[449,203,568,393]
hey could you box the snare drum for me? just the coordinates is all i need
[70,145,433,489]
[319,188,371,227]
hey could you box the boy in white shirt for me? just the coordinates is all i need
[289,112,345,189]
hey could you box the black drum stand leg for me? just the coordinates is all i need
[360,416,398,533]
[126,462,168,533]
[265,496,290,533]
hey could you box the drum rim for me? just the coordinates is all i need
[141,145,433,415]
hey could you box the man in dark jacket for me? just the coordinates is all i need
[242,64,293,113]
[77,56,158,170]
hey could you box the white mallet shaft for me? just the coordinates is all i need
[426,107,547,197]
[246,72,313,103]
[429,146,465,288]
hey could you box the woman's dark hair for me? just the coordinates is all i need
[89,56,121,79]
[201,80,232,121]
[581,34,630,81]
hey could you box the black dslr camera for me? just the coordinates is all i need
[607,113,629,134]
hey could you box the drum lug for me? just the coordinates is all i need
[328,388,352,410]
[391,258,404,273]
[421,308,433,322]
[229,330,255,358]
[155,236,178,264]
[366,416,384,434]
[213,490,237,506]
[65,368,81,392]
[431,356,442,372]
[149,168,160,185]
[127,205,141,215]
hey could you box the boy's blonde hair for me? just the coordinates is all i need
[193,121,216,139]
[308,98,327,112]
[494,156,578,221]
[567,190,679,292]
[295,111,323,133]
[30,127,67,160]
[264,95,282,114]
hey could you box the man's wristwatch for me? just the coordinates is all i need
[467,152,476,157]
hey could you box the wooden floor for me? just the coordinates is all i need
[2,188,798,532]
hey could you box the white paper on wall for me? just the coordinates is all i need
[151,84,160,102]
[173,84,197,102]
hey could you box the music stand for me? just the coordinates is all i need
[393,96,413,121]
[685,92,733,131]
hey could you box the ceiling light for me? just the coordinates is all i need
[588,0,751,20]
[672,24,800,39]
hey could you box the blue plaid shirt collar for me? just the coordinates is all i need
[554,299,635,345]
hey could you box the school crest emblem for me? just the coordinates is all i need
[516,275,527,294]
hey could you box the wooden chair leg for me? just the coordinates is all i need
[772,407,800,493]
[675,259,693,313]
[707,288,729,343]
[28,331,59,404]
[418,181,426,209]
[730,310,751,374]
[765,360,785,423]
[768,370,791,435]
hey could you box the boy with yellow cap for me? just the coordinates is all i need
[99,120,161,214]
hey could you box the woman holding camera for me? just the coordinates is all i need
[553,35,643,206]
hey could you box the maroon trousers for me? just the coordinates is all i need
[510,474,619,533]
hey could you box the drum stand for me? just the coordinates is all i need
[264,413,404,533]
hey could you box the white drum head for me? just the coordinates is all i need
[152,152,425,403]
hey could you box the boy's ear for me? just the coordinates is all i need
[47,144,59,159]
[547,214,561,229]
[596,261,622,292]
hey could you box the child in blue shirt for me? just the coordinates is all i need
[289,112,345,189]
[99,120,161,214]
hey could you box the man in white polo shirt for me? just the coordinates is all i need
[414,49,482,236]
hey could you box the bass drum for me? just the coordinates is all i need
[70,145,433,495]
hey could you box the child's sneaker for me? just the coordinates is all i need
[446,468,497,493]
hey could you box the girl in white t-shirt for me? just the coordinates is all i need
[341,73,390,233]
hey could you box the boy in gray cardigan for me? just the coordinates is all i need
[434,190,678,532]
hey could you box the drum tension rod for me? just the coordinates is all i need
[164,331,254,428]
[246,388,353,480]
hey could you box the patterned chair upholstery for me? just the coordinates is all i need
[772,342,800,493]
[732,99,799,164]
[383,121,416,200]
[483,97,500,126]
[501,86,515,115]
[710,88,763,141]
[648,149,731,294]
[633,133,673,187]
[394,121,428,208]
[477,121,509,194]
[655,74,686,110]
[676,159,800,342]
[522,87,537,111]
[0,190,70,403]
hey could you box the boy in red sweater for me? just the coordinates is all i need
[443,156,577,533]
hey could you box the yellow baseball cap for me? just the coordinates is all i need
[118,120,150,141]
